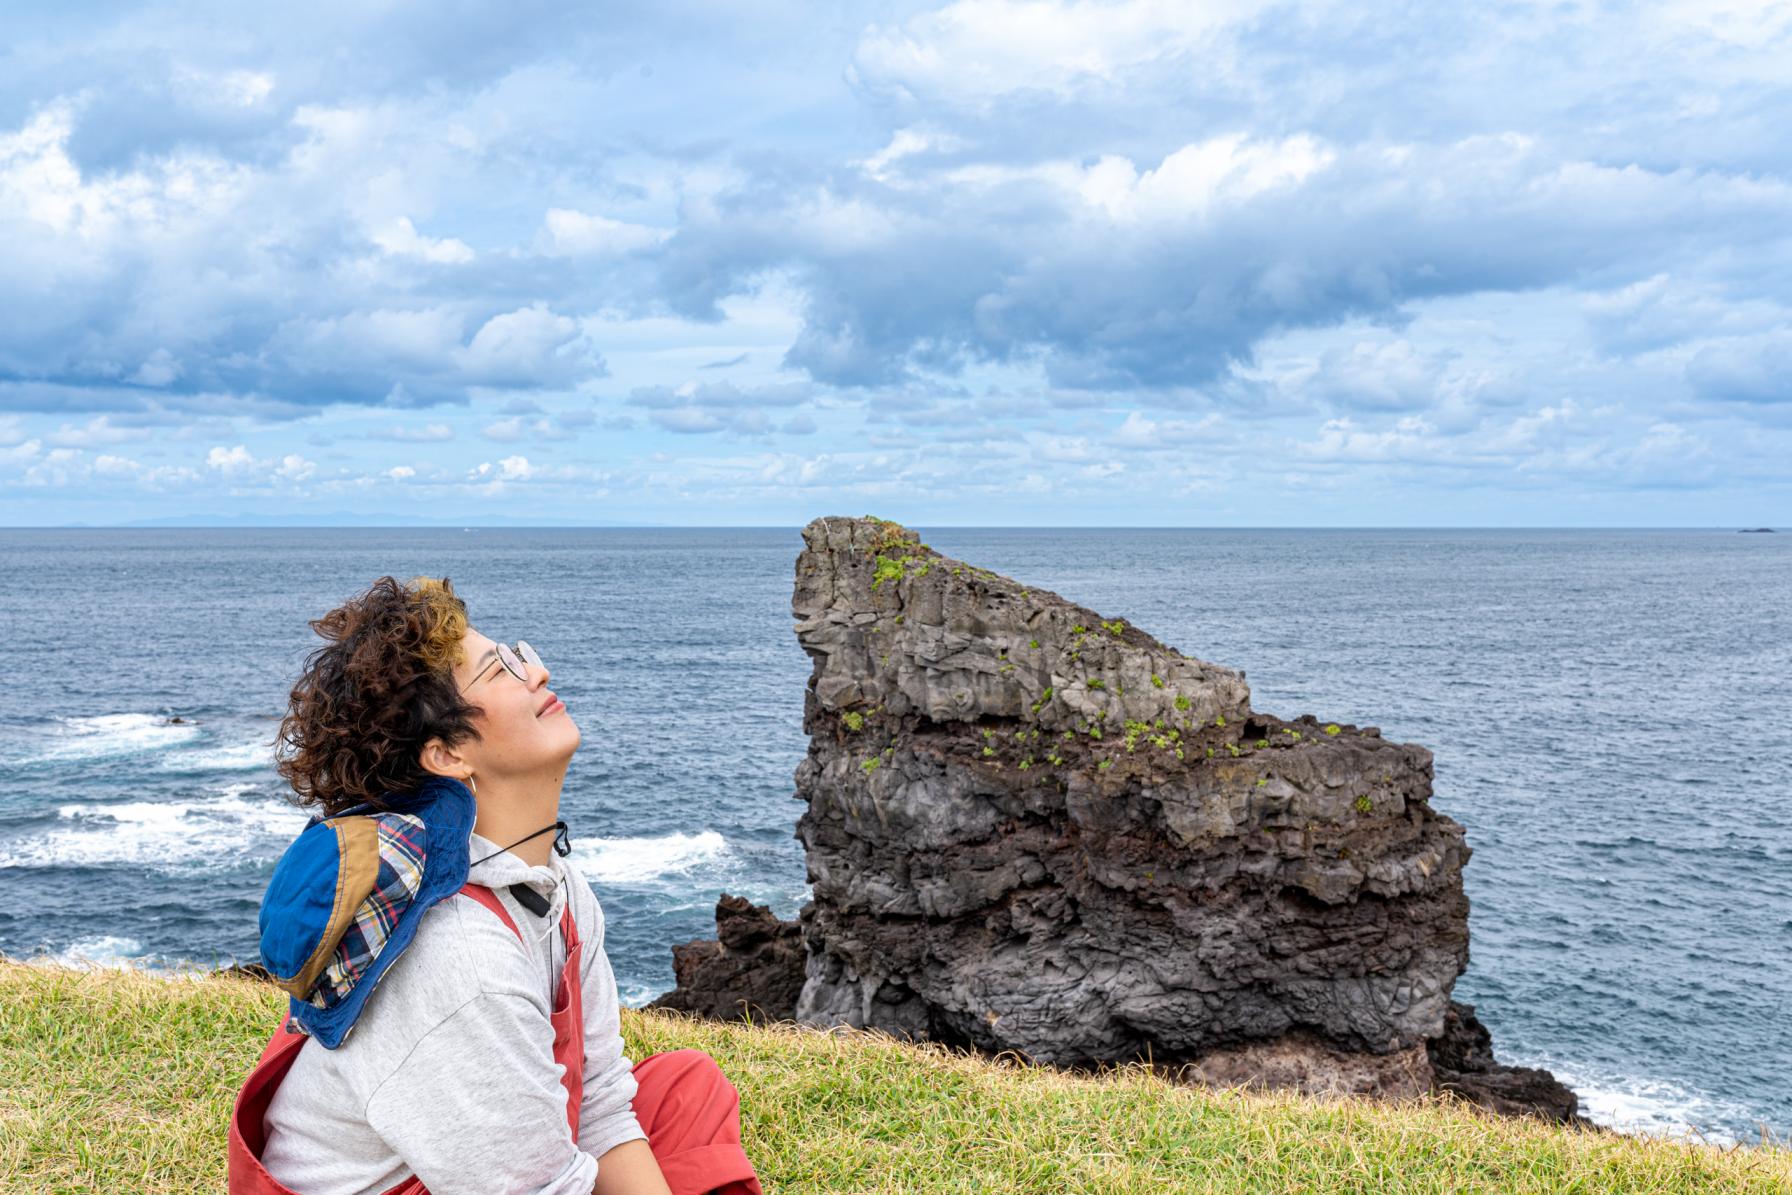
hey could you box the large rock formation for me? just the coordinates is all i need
[649,516,1580,1121]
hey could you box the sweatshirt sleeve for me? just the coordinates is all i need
[576,890,651,1161]
[364,992,597,1195]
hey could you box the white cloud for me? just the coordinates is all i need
[372,422,455,442]
[482,415,573,442]
[1295,415,1442,464]
[1,438,42,466]
[0,440,202,490]
[0,99,253,244]
[172,65,277,110]
[274,453,315,480]
[1034,434,1093,462]
[388,465,416,479]
[994,134,1337,224]
[651,407,731,434]
[1110,409,1221,448]
[459,453,600,495]
[1685,331,1792,404]
[856,126,968,181]
[540,208,671,256]
[46,416,144,448]
[89,454,200,487]
[624,378,812,437]
[455,303,599,388]
[851,0,1267,104]
[1653,0,1792,49]
[1476,400,1579,455]
[1308,340,1453,414]
[370,215,474,264]
[21,445,82,486]
[203,444,315,483]
[206,444,255,472]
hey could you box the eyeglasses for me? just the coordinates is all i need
[460,640,544,693]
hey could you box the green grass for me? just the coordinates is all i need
[2,961,1787,1193]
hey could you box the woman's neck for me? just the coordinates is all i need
[471,773,565,868]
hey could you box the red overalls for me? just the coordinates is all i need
[229,883,763,1195]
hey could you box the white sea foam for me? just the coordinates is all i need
[23,940,262,978]
[0,787,308,873]
[570,829,731,885]
[0,713,200,767]
[158,739,276,773]
[1542,1061,1771,1146]
[46,935,149,969]
[617,981,661,1009]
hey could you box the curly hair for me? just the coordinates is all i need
[275,575,484,816]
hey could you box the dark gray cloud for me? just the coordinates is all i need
[651,133,1789,396]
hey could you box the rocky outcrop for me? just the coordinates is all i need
[1429,1000,1587,1123]
[645,895,805,1024]
[651,515,1579,1122]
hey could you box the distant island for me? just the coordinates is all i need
[1739,527,1777,533]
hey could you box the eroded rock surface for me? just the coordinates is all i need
[1428,1000,1586,1124]
[652,515,1578,1121]
[644,895,805,1025]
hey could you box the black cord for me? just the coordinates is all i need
[470,820,570,920]
[469,820,570,868]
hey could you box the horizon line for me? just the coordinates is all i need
[0,522,1780,532]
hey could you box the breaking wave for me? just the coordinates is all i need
[0,784,308,874]
[0,713,199,769]
[570,829,732,885]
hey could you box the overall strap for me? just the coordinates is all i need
[459,881,579,948]
[456,882,521,939]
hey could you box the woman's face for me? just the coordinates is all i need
[446,627,580,783]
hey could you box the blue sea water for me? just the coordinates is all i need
[0,526,1786,1144]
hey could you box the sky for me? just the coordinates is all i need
[2,0,1789,527]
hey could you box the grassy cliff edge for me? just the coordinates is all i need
[1,960,1784,1194]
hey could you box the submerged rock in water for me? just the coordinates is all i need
[653,515,1579,1122]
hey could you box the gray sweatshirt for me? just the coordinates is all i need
[260,831,649,1195]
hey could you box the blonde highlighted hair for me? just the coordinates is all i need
[406,575,470,673]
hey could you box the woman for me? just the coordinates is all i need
[229,575,763,1195]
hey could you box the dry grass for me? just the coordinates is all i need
[2,960,1786,1193]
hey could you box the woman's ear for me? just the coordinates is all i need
[418,737,470,781]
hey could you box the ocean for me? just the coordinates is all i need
[0,526,1785,1144]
